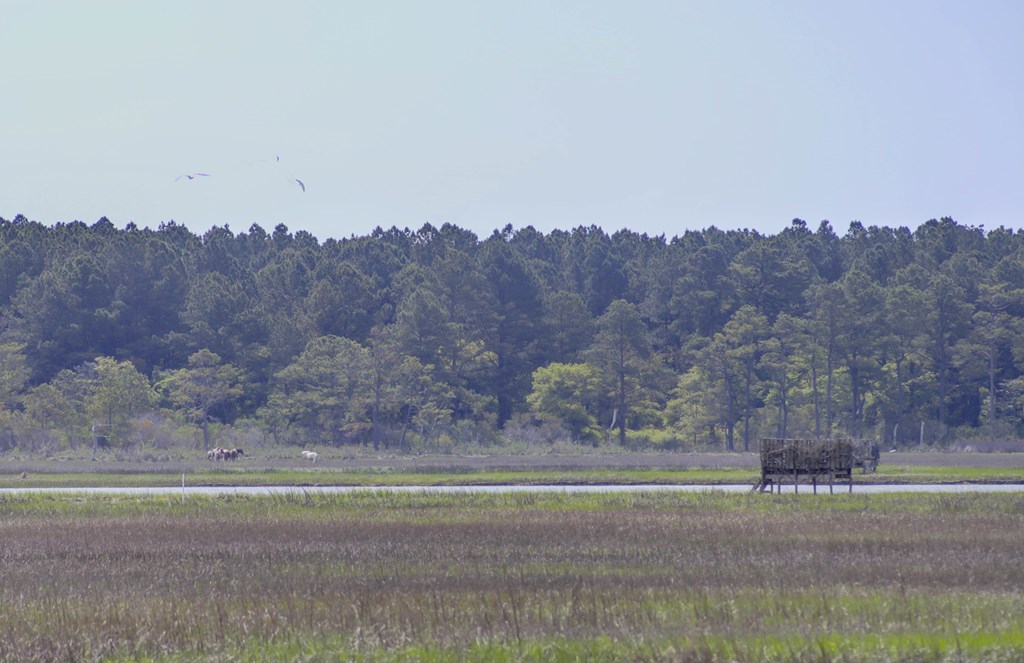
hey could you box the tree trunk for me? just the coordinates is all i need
[724,391,735,452]
[742,364,752,452]
[811,362,820,438]
[778,373,789,439]
[848,362,861,437]
[617,370,627,445]
[372,390,381,451]
[988,350,997,424]
[825,340,834,437]
[399,405,412,449]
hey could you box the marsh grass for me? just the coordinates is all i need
[1,463,1020,491]
[1,492,1023,661]
[0,467,764,489]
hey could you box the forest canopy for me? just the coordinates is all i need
[0,214,1021,453]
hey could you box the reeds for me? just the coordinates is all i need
[1,492,1023,661]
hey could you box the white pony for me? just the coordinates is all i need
[301,450,318,464]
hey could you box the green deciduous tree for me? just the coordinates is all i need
[262,336,372,444]
[665,366,718,448]
[82,357,158,457]
[527,363,602,442]
[23,369,86,449]
[0,343,29,411]
[0,343,29,450]
[158,349,242,450]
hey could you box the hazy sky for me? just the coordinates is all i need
[4,1,1023,242]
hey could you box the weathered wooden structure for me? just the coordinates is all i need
[753,437,877,494]
[854,439,881,474]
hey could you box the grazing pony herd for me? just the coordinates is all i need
[206,447,245,461]
[206,447,320,463]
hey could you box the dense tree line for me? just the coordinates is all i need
[1,213,1022,453]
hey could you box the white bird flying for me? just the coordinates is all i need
[175,173,211,181]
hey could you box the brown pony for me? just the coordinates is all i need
[208,447,245,461]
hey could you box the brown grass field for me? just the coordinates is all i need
[1,490,1023,661]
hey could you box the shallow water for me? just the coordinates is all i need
[1,483,1022,496]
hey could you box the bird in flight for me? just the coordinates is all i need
[176,173,210,181]
[291,178,306,192]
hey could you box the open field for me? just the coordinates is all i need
[1,491,1024,661]
[1,452,1022,489]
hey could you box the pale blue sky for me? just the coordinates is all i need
[3,1,1022,241]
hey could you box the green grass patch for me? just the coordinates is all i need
[873,464,1024,484]
[1,485,1023,520]
[4,463,1021,490]
[108,629,1024,663]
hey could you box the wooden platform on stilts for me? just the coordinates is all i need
[751,437,877,494]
